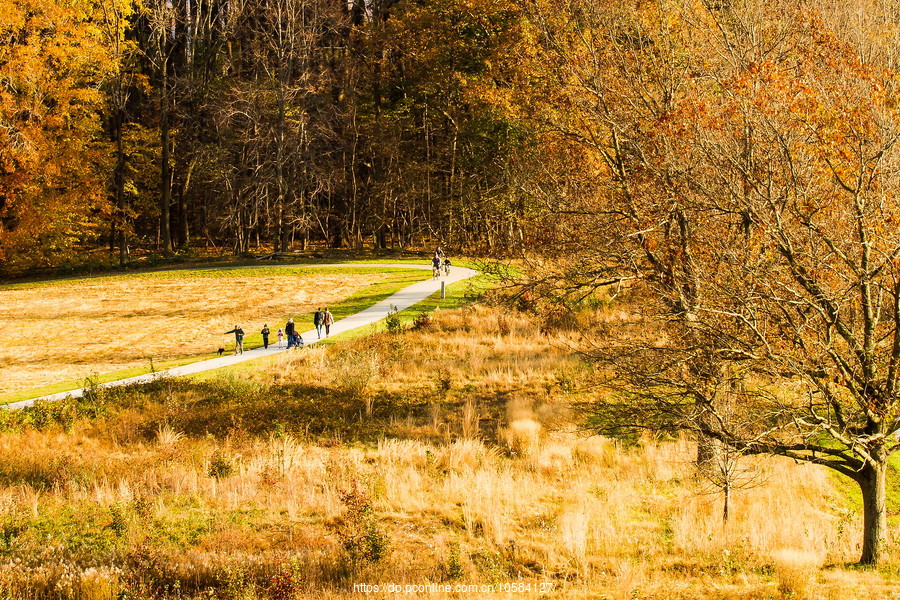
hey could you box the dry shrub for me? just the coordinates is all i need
[573,436,617,467]
[609,558,649,600]
[533,442,573,476]
[461,399,480,439]
[0,563,123,600]
[558,507,590,567]
[432,439,499,473]
[336,481,389,564]
[376,439,429,469]
[504,419,542,457]
[78,567,123,600]
[331,349,381,415]
[274,344,327,387]
[155,423,183,447]
[458,468,511,545]
[772,549,822,599]
[638,435,693,482]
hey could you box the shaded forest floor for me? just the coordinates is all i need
[0,303,898,598]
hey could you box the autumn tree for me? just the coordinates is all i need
[0,0,122,272]
[0,0,549,270]
[523,0,900,565]
[99,0,141,266]
[347,0,537,251]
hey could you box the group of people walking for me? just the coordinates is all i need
[432,248,451,278]
[223,250,451,355]
[222,308,334,355]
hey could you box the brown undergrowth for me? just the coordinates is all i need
[0,304,895,598]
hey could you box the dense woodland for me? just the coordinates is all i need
[0,0,543,274]
[6,1,900,273]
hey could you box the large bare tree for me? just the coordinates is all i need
[525,0,900,564]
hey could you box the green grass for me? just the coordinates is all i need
[0,354,222,405]
[0,263,434,291]
[829,455,900,527]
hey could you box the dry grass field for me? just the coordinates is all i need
[0,302,897,598]
[0,266,425,397]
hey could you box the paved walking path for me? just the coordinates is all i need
[4,263,478,410]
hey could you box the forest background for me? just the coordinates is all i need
[0,0,547,276]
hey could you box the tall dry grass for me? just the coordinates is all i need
[0,427,875,598]
[0,304,891,598]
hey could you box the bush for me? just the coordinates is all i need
[336,482,388,565]
[384,304,403,334]
[207,451,234,479]
[411,311,433,331]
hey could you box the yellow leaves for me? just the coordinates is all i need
[0,0,119,268]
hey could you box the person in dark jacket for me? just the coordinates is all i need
[225,325,245,355]
[313,308,324,339]
[261,324,270,349]
[431,255,441,278]
[285,318,296,348]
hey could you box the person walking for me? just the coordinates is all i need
[224,325,245,355]
[261,324,270,349]
[323,307,334,337]
[285,317,296,349]
[313,307,324,339]
[277,328,284,348]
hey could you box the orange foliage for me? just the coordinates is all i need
[0,0,123,270]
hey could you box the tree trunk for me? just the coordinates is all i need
[159,56,173,256]
[113,112,127,266]
[696,399,723,469]
[723,479,731,522]
[858,460,888,565]
[176,158,194,249]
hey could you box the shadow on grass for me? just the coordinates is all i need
[0,373,512,447]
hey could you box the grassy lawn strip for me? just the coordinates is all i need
[0,263,432,290]
[0,354,220,405]
[0,257,484,291]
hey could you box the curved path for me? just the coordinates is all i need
[4,263,478,410]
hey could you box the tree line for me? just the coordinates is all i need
[0,0,537,274]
